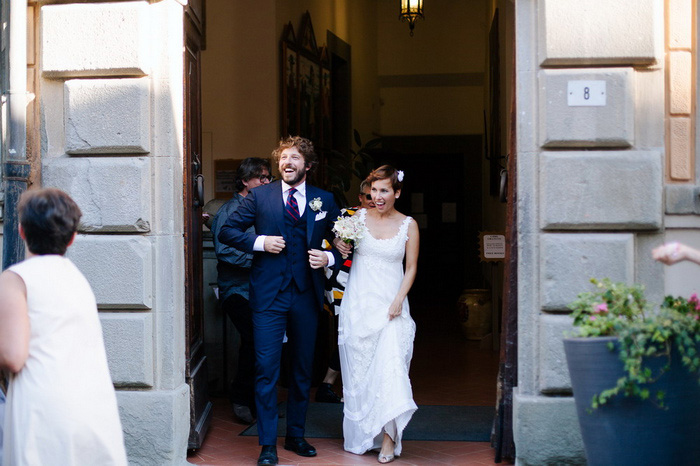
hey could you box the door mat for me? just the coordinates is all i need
[240,402,493,442]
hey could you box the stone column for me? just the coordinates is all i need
[40,1,189,464]
[514,0,666,464]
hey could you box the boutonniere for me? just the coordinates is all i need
[309,197,323,212]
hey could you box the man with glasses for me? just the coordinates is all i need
[211,157,271,424]
[317,179,376,403]
[358,179,376,210]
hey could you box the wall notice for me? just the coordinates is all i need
[479,231,506,262]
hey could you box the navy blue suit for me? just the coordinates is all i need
[218,180,340,445]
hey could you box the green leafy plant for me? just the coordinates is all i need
[325,130,378,207]
[569,278,700,409]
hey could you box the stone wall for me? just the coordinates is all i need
[39,1,189,464]
[514,0,674,464]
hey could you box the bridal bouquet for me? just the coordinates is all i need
[332,215,365,258]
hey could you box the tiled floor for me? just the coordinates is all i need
[188,304,511,465]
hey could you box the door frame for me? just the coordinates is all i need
[184,1,212,450]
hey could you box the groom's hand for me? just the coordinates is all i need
[264,236,286,254]
[308,249,329,269]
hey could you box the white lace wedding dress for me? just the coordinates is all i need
[338,208,417,456]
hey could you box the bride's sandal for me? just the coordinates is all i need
[377,431,397,463]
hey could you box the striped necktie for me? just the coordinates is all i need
[286,187,300,220]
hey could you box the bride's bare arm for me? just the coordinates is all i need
[0,271,29,373]
[388,220,420,320]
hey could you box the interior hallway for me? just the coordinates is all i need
[188,303,506,465]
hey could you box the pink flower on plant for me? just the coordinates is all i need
[589,315,597,321]
[690,293,699,303]
[594,303,608,314]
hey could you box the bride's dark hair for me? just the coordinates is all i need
[366,165,402,192]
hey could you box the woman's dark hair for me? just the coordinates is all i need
[272,136,317,171]
[234,157,271,192]
[18,188,82,255]
[366,165,403,192]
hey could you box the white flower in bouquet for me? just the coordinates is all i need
[332,215,365,258]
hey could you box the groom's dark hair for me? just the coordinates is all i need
[272,136,318,171]
[18,188,82,255]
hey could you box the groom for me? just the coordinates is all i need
[218,136,345,466]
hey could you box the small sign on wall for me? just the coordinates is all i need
[479,231,506,262]
[567,80,606,106]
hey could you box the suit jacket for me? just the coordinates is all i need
[218,181,341,312]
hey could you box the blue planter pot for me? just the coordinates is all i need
[564,337,700,466]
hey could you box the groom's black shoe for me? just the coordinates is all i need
[284,436,317,457]
[257,445,278,465]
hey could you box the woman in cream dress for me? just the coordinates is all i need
[338,166,420,464]
[0,188,127,466]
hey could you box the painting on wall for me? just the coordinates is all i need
[280,11,330,150]
[297,11,321,143]
[281,22,298,137]
[320,47,332,150]
[298,54,321,142]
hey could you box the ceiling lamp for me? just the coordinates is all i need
[399,0,424,37]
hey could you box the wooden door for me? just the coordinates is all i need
[184,6,211,449]
[492,6,517,462]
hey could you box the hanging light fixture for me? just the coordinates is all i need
[399,0,424,37]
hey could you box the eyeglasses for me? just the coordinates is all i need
[259,175,274,183]
[361,193,372,200]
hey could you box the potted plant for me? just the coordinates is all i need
[564,278,700,465]
[325,130,378,207]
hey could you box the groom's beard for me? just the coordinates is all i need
[281,165,306,186]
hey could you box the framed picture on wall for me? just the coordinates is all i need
[281,22,298,137]
[298,54,321,141]
[320,46,332,150]
[297,11,321,142]
[280,12,330,150]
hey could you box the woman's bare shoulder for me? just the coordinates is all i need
[0,269,27,297]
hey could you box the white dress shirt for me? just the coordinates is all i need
[252,181,335,267]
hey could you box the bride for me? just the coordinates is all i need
[338,165,419,463]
